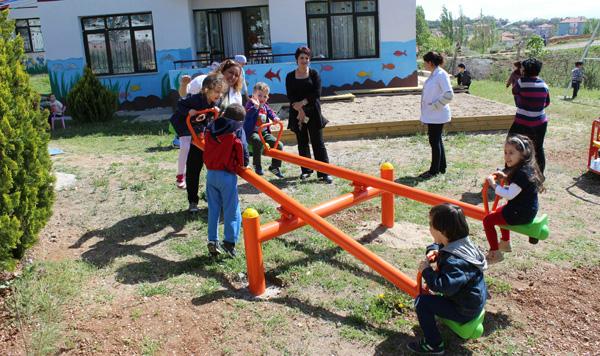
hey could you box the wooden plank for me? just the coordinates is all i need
[321,93,356,102]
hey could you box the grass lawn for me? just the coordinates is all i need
[2,80,600,354]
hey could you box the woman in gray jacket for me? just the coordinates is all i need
[419,51,454,179]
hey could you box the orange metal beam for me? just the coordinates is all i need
[263,148,486,221]
[259,186,382,242]
[238,167,419,298]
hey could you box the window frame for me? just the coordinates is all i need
[15,18,44,53]
[81,12,158,76]
[305,0,380,61]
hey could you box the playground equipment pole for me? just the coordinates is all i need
[242,208,266,296]
[380,163,395,228]
[238,167,419,298]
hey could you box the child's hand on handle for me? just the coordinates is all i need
[426,250,438,262]
[486,174,497,189]
[418,259,430,273]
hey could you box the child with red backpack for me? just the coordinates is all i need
[203,103,249,257]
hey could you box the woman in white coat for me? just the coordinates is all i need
[419,51,454,179]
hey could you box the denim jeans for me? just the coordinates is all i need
[206,170,241,244]
[415,294,476,346]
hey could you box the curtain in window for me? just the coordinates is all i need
[221,10,244,58]
[331,15,354,59]
[87,33,109,74]
[194,11,210,53]
[258,7,271,46]
[108,30,134,73]
[357,16,376,57]
[309,18,329,59]
[31,27,44,52]
[135,30,156,71]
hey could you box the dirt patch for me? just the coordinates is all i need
[355,220,429,250]
[321,93,515,126]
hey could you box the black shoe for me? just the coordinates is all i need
[528,237,539,245]
[255,166,264,175]
[300,172,312,180]
[268,166,284,178]
[406,339,445,355]
[320,175,333,184]
[222,241,237,257]
[207,241,222,257]
[418,171,437,179]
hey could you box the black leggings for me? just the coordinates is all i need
[427,123,446,174]
[186,143,204,204]
[295,123,329,178]
[508,121,547,174]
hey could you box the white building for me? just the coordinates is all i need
[9,0,416,108]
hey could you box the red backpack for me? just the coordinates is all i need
[204,132,243,173]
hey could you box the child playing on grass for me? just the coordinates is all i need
[243,82,284,178]
[203,103,249,257]
[408,203,487,355]
[508,57,550,174]
[505,61,522,106]
[169,73,226,212]
[571,61,585,100]
[484,134,545,264]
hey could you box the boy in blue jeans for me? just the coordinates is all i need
[203,103,249,257]
[408,204,488,355]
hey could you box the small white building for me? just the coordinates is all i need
[9,0,417,108]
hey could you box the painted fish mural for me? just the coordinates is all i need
[393,50,407,57]
[319,64,334,72]
[130,84,142,92]
[264,68,281,82]
[382,63,396,70]
[245,69,256,76]
[357,71,372,78]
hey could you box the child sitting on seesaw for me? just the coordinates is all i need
[409,203,488,355]
[484,134,545,264]
[243,82,285,178]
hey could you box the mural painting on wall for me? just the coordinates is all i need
[25,55,47,75]
[169,40,418,103]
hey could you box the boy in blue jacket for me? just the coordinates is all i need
[203,103,249,257]
[243,82,284,178]
[408,203,488,355]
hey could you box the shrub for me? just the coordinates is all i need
[0,11,54,270]
[66,66,118,122]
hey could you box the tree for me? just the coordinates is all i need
[439,6,454,42]
[470,10,498,54]
[416,6,431,51]
[584,18,600,35]
[526,35,548,58]
[456,6,467,46]
[0,10,54,270]
[67,66,118,123]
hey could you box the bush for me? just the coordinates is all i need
[0,11,54,270]
[66,66,118,122]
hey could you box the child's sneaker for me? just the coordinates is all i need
[176,174,186,189]
[268,166,284,178]
[207,241,222,257]
[498,239,512,252]
[528,237,539,245]
[188,202,199,213]
[406,339,445,355]
[222,241,237,258]
[255,166,264,175]
[486,250,504,264]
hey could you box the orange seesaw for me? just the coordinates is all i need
[186,111,487,298]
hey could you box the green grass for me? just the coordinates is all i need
[8,260,94,355]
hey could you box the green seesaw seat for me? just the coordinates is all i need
[500,214,549,243]
[438,309,486,339]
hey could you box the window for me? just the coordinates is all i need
[15,18,44,53]
[306,1,379,60]
[194,7,272,64]
[81,13,156,75]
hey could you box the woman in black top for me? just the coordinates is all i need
[285,46,332,184]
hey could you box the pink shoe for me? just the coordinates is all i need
[176,174,186,189]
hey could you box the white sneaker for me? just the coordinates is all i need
[498,240,512,252]
[176,174,186,189]
[486,250,504,264]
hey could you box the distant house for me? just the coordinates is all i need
[8,0,418,109]
[558,17,586,36]
[500,32,516,48]
[535,24,554,39]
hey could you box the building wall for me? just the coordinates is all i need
[8,5,47,74]
[170,0,417,101]
[39,0,195,108]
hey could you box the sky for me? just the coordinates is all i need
[416,0,600,22]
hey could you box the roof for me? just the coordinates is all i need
[537,24,554,28]
[560,17,586,23]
